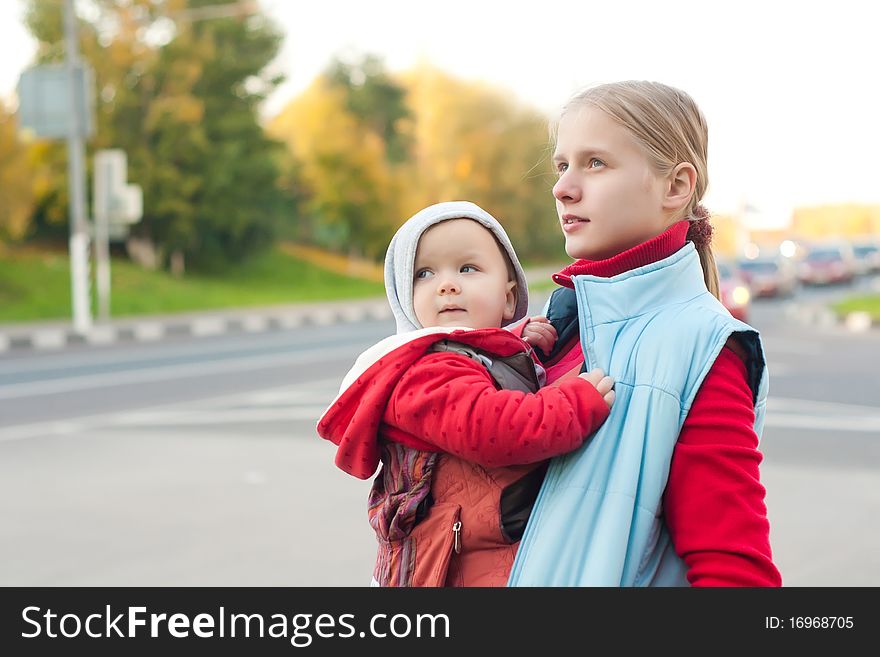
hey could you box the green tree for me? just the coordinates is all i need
[326,54,412,164]
[23,0,290,271]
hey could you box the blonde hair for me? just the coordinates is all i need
[556,81,719,299]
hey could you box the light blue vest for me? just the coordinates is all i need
[508,243,768,586]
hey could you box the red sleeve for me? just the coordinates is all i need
[664,346,782,586]
[383,352,609,468]
[506,317,531,339]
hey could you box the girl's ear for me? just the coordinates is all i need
[663,162,697,215]
[503,280,517,321]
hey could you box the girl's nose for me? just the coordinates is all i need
[553,173,580,203]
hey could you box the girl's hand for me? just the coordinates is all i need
[522,316,558,353]
[579,368,615,408]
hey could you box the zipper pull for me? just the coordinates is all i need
[452,521,462,554]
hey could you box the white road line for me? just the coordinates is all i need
[761,340,823,356]
[112,407,329,426]
[765,398,880,432]
[767,397,880,415]
[0,329,382,377]
[3,394,879,443]
[765,362,791,376]
[0,345,361,400]
[0,379,342,443]
[764,414,880,433]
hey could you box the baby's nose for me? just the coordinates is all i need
[438,279,460,295]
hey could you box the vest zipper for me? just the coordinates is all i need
[573,283,594,371]
[452,521,462,554]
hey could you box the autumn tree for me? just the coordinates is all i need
[268,74,399,259]
[400,64,560,261]
[270,56,563,262]
[0,103,37,241]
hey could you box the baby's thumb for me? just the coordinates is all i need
[579,368,605,386]
[596,375,614,396]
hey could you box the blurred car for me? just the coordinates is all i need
[736,256,798,298]
[797,243,856,286]
[852,240,880,275]
[717,260,751,322]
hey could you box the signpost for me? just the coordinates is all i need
[93,149,143,320]
[15,1,251,330]
[16,0,95,334]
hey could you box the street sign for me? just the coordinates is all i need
[94,149,143,225]
[17,63,95,139]
[93,148,143,321]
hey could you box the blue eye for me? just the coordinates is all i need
[555,162,568,175]
[588,158,605,169]
[460,265,477,273]
[415,269,433,280]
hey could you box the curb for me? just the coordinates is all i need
[784,303,880,334]
[5,295,875,354]
[0,267,566,355]
[0,298,393,354]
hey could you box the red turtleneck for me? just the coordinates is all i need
[539,221,781,587]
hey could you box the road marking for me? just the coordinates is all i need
[761,340,823,356]
[3,392,878,442]
[764,413,880,433]
[0,380,341,443]
[765,362,791,376]
[112,406,329,426]
[764,398,880,433]
[768,397,880,414]
[0,346,362,400]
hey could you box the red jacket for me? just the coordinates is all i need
[541,221,781,586]
[317,327,610,586]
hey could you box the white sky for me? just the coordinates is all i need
[2,0,879,225]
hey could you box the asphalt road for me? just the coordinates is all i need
[1,281,878,586]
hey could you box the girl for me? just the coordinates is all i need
[508,81,782,586]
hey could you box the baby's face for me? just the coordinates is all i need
[412,219,517,329]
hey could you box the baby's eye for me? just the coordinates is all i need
[415,269,433,280]
[588,158,605,169]
[460,265,478,273]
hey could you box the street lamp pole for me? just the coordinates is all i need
[63,0,92,333]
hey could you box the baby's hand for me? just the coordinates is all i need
[579,368,615,408]
[521,316,557,353]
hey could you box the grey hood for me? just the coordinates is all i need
[384,201,530,334]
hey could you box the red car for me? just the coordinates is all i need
[798,245,856,286]
[736,257,798,298]
[717,260,751,322]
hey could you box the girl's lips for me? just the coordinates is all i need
[561,217,590,233]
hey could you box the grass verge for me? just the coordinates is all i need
[832,294,880,321]
[0,246,385,323]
